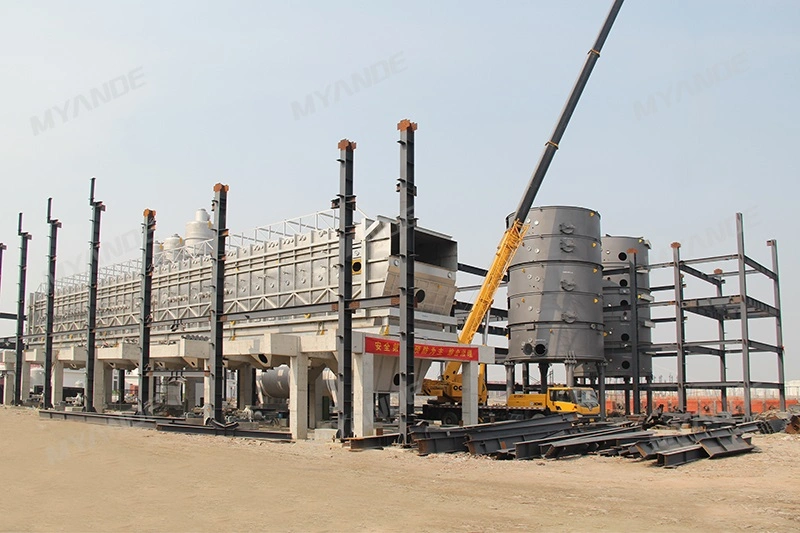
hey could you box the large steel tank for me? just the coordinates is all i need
[506,206,604,363]
[597,235,653,377]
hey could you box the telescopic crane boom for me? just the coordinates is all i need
[426,0,625,404]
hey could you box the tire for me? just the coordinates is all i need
[441,410,459,426]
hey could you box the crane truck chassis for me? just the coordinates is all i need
[422,386,601,425]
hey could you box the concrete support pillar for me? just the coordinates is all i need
[2,369,14,405]
[20,362,30,404]
[92,363,110,411]
[238,366,254,409]
[289,353,308,440]
[51,361,64,406]
[505,363,515,398]
[185,377,201,408]
[462,361,479,426]
[565,362,576,387]
[353,352,374,437]
[203,361,212,409]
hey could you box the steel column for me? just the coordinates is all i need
[117,369,126,404]
[335,139,356,439]
[209,184,229,423]
[767,239,785,410]
[672,242,687,411]
[538,362,549,394]
[597,361,606,420]
[735,213,751,416]
[522,363,530,393]
[397,119,417,445]
[628,249,641,414]
[85,178,105,412]
[0,243,5,300]
[137,209,156,415]
[715,268,728,412]
[14,214,31,404]
[504,363,514,398]
[44,199,61,409]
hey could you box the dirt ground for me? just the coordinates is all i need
[1,407,798,532]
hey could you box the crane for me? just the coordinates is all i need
[422,0,625,409]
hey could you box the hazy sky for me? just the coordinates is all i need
[1,1,797,383]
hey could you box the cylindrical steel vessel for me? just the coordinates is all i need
[506,206,604,363]
[582,235,653,377]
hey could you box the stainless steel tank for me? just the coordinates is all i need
[583,235,653,378]
[506,206,604,363]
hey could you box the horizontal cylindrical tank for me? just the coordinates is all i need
[259,365,291,399]
[506,206,604,363]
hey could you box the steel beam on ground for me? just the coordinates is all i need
[349,433,401,450]
[656,444,708,468]
[335,139,356,440]
[397,119,417,445]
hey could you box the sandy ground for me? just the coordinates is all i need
[1,407,799,532]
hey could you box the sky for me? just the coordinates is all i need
[1,1,798,384]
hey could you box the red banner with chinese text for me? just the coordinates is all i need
[364,336,479,362]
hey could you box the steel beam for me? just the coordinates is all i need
[137,209,156,415]
[698,434,754,459]
[349,433,401,450]
[335,139,356,440]
[0,243,5,302]
[656,444,707,467]
[767,240,785,410]
[209,184,229,423]
[397,119,417,445]
[14,213,31,404]
[672,243,687,411]
[44,199,61,409]
[736,213,752,416]
[85,178,105,412]
[629,250,641,413]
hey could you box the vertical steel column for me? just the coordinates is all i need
[0,243,5,298]
[671,242,687,411]
[597,361,606,420]
[209,184,229,423]
[735,213,751,416]
[767,240,785,410]
[522,363,530,394]
[14,214,31,405]
[397,119,417,444]
[335,139,356,440]
[44,199,61,409]
[538,363,549,394]
[504,363,514,397]
[628,249,641,414]
[645,376,653,415]
[117,369,126,404]
[137,209,156,415]
[714,268,728,412]
[623,377,631,415]
[85,178,105,412]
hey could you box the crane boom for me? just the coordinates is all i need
[459,0,624,347]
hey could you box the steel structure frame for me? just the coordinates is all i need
[603,213,784,416]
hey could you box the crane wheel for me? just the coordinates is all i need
[441,411,459,426]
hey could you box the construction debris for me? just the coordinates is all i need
[410,412,772,468]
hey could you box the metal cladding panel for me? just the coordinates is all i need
[508,323,604,362]
[575,351,653,378]
[508,205,601,238]
[506,206,603,363]
[508,292,602,326]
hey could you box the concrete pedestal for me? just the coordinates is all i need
[92,363,112,411]
[52,361,64,406]
[461,361,479,426]
[237,366,254,409]
[289,353,308,440]
[353,352,374,437]
[185,377,201,408]
[2,371,14,405]
[20,362,31,403]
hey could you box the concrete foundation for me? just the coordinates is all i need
[353,352,374,437]
[289,353,308,440]
[461,361,479,426]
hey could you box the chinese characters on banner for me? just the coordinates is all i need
[364,336,479,362]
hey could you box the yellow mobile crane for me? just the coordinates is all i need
[421,0,624,423]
